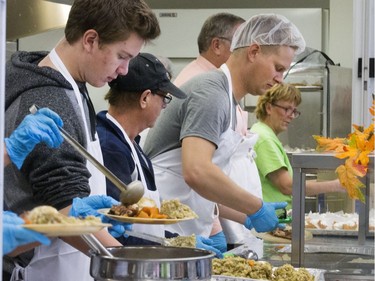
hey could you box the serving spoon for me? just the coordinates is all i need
[29,104,144,205]
[81,234,114,257]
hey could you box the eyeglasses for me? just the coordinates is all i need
[217,36,232,43]
[153,91,172,104]
[272,103,301,118]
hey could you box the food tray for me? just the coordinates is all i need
[308,228,358,236]
[278,244,375,256]
[211,276,266,281]
[340,255,375,270]
[212,268,325,281]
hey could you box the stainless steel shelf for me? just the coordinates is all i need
[290,152,374,267]
[295,85,323,91]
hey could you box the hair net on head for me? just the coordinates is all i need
[230,14,306,55]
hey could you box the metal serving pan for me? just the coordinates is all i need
[89,246,215,281]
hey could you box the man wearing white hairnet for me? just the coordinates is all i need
[143,14,306,247]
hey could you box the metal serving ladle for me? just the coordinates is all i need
[29,104,144,205]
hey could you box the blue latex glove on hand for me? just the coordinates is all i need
[5,108,64,169]
[209,231,227,253]
[196,235,223,258]
[3,211,50,255]
[244,201,288,232]
[69,195,132,238]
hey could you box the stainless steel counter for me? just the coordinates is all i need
[290,152,374,267]
[263,237,374,280]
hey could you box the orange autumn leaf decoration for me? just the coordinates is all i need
[313,136,347,152]
[313,100,374,203]
[336,160,365,202]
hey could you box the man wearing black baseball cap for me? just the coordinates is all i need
[108,52,186,99]
[95,53,222,256]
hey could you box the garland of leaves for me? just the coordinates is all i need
[313,99,374,203]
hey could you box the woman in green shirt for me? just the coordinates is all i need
[250,83,345,210]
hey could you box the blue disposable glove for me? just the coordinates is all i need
[209,231,227,253]
[3,211,22,224]
[5,108,64,169]
[196,235,223,258]
[244,202,288,233]
[3,211,51,255]
[69,195,132,238]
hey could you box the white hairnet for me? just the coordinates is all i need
[230,14,306,55]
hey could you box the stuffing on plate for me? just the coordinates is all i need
[160,199,198,219]
[166,234,196,248]
[22,205,101,225]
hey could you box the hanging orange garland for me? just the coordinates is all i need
[313,99,375,203]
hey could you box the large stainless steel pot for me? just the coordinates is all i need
[90,246,215,281]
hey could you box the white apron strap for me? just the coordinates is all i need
[106,113,148,191]
[219,63,234,127]
[49,49,105,194]
[49,49,90,139]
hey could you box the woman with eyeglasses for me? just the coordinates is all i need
[250,83,345,210]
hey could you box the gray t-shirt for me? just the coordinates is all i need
[144,69,237,159]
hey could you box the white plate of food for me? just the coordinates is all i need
[99,198,198,224]
[23,223,112,237]
[22,205,111,237]
[97,208,195,224]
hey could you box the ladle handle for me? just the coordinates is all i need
[59,126,128,193]
[29,104,128,194]
[81,234,114,257]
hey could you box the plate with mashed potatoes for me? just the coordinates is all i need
[22,205,111,236]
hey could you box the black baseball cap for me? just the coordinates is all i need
[109,53,186,99]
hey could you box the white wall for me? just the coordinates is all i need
[17,3,355,113]
[143,8,323,57]
[329,0,353,67]
[143,8,324,87]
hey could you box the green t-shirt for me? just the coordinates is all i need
[250,122,293,209]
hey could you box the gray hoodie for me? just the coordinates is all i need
[4,51,93,274]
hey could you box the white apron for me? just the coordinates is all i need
[218,66,263,253]
[151,64,242,237]
[219,132,263,243]
[106,114,164,237]
[11,48,106,281]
